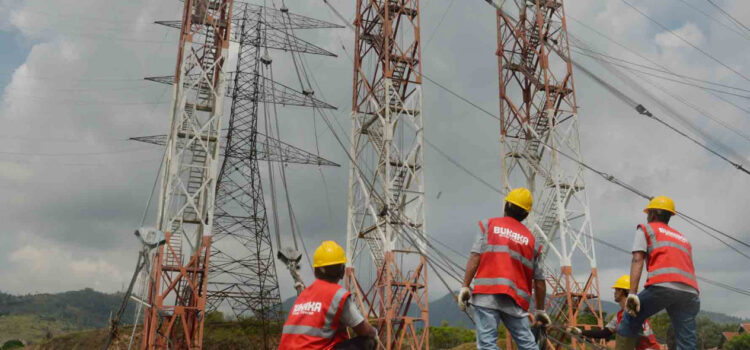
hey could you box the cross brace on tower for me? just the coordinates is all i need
[345,0,429,348]
[135,1,342,348]
[495,0,604,347]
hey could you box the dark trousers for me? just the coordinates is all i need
[334,336,376,350]
[618,286,700,350]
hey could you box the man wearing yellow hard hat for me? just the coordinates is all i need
[459,188,549,350]
[616,196,700,350]
[568,275,659,349]
[279,241,376,350]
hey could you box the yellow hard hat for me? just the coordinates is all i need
[505,188,533,212]
[612,275,631,290]
[313,241,347,268]
[644,196,676,215]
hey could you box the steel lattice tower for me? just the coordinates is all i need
[495,1,603,347]
[142,0,233,348]
[345,0,429,348]
[137,3,340,348]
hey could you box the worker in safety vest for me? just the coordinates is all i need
[568,275,659,349]
[279,241,376,350]
[616,196,700,350]
[458,188,550,350]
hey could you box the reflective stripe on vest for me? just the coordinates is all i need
[648,267,697,281]
[480,244,534,270]
[474,277,532,305]
[641,223,699,291]
[282,287,348,339]
[644,225,691,256]
[282,325,335,339]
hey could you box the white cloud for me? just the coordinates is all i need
[4,235,125,292]
[654,22,704,48]
[0,0,748,320]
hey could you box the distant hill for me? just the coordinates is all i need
[0,288,132,344]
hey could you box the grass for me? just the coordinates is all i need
[0,314,81,345]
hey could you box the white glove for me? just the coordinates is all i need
[534,310,551,327]
[458,287,472,311]
[294,281,305,294]
[566,326,582,335]
[626,293,640,317]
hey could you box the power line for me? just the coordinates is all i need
[705,0,750,34]
[0,148,154,157]
[620,0,750,84]
[572,46,750,94]
[567,14,750,118]
[420,49,750,252]
[674,0,750,40]
[424,0,457,50]
[574,49,750,144]
[317,0,750,302]
[578,53,750,99]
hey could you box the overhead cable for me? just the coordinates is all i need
[317,0,750,300]
[705,0,750,34]
[675,0,750,40]
[572,49,750,99]
[567,14,750,117]
[620,0,750,84]
[563,34,750,174]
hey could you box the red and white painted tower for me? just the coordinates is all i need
[345,0,429,348]
[141,0,233,348]
[495,0,604,347]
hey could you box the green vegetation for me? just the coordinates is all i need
[1,340,24,350]
[0,288,133,345]
[0,288,132,329]
[724,333,750,350]
[429,321,477,349]
[648,312,737,348]
[0,314,80,345]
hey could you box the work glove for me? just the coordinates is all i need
[293,282,305,295]
[534,310,551,327]
[566,326,582,336]
[626,293,640,317]
[458,287,472,311]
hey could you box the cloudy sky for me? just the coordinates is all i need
[1,0,749,319]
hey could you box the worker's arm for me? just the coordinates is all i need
[352,320,376,338]
[462,253,481,287]
[534,279,546,310]
[629,251,646,294]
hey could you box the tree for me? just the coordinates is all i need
[1,340,24,350]
[428,321,477,349]
[724,333,750,350]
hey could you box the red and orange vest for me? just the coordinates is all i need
[279,279,351,350]
[638,222,699,292]
[616,310,660,350]
[474,217,539,311]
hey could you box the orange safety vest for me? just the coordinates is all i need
[638,222,700,292]
[616,310,661,350]
[279,279,351,350]
[473,217,539,311]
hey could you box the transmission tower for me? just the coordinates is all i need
[345,0,429,348]
[137,2,341,348]
[495,1,603,347]
[141,0,233,348]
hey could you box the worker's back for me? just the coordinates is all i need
[473,216,538,311]
[279,279,351,350]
